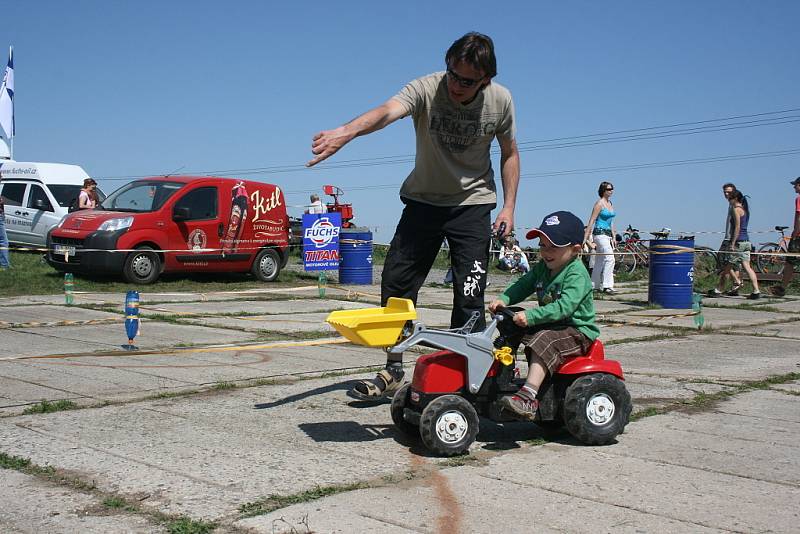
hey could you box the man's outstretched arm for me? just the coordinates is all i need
[307,99,407,167]
[494,135,520,237]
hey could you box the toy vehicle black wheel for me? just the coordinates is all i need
[563,373,632,445]
[252,248,280,282]
[419,395,479,456]
[123,246,161,284]
[390,384,418,437]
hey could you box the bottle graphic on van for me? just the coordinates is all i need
[222,182,248,255]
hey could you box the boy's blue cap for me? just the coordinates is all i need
[791,177,800,186]
[526,211,584,247]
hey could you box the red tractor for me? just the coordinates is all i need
[323,185,355,228]
[327,299,632,457]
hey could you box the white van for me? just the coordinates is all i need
[0,161,105,248]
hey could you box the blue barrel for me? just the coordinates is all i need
[339,227,373,284]
[648,238,695,309]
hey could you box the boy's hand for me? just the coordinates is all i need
[488,300,506,314]
[513,311,528,327]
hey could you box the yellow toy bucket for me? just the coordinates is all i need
[326,297,417,347]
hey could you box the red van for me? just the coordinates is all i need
[47,176,290,284]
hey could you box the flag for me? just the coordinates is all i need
[0,47,14,140]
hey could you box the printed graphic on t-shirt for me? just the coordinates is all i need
[429,105,503,154]
[536,281,563,305]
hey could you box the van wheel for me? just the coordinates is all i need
[123,247,161,284]
[252,248,280,282]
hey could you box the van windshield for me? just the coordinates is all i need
[100,181,185,212]
[49,184,107,208]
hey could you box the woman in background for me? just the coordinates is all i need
[584,181,617,294]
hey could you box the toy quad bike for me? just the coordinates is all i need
[326,298,632,457]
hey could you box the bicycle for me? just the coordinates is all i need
[755,226,792,275]
[612,225,648,274]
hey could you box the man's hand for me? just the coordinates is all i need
[487,299,506,314]
[493,207,514,238]
[307,126,354,167]
[513,311,528,327]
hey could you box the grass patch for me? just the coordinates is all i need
[144,389,201,400]
[239,482,369,518]
[630,406,665,421]
[0,250,316,298]
[102,496,137,512]
[438,454,483,467]
[0,451,33,470]
[212,381,236,390]
[166,518,217,534]
[22,399,79,414]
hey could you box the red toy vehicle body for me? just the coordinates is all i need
[390,308,632,456]
[47,176,290,284]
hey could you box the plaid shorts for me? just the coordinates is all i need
[509,326,593,374]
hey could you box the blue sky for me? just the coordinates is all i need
[3,1,799,246]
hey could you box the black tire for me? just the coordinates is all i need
[252,248,281,282]
[123,246,161,284]
[390,384,418,437]
[419,395,479,457]
[563,374,632,445]
[755,243,784,275]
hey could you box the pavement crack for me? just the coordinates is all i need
[357,512,431,533]
[477,472,752,534]
[13,422,233,489]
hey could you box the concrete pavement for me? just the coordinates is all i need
[1,277,798,533]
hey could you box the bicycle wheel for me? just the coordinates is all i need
[614,245,637,274]
[756,243,784,275]
[693,246,719,278]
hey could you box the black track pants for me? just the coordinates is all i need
[381,199,493,335]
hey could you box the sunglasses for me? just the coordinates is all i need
[446,68,484,88]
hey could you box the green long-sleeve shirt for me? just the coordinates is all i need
[498,256,600,341]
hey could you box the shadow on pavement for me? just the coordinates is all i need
[253,380,358,410]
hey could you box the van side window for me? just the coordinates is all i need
[174,187,218,221]
[1,183,26,206]
[28,185,54,212]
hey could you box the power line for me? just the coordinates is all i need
[281,147,800,194]
[97,107,800,181]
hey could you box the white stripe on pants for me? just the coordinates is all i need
[591,234,615,290]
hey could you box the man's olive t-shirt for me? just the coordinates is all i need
[391,72,516,207]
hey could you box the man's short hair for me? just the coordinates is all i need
[722,182,736,190]
[445,32,497,78]
[310,193,320,202]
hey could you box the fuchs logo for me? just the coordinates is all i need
[544,215,560,226]
[304,217,340,248]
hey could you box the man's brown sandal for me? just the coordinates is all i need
[350,369,404,399]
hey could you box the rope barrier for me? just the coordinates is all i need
[1,242,798,259]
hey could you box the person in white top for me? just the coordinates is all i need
[305,193,327,214]
[78,178,99,210]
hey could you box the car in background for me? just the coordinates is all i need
[46,176,290,284]
[0,161,104,248]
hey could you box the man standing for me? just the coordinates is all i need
[309,32,520,398]
[305,193,327,214]
[772,177,800,296]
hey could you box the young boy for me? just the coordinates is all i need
[488,211,599,419]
